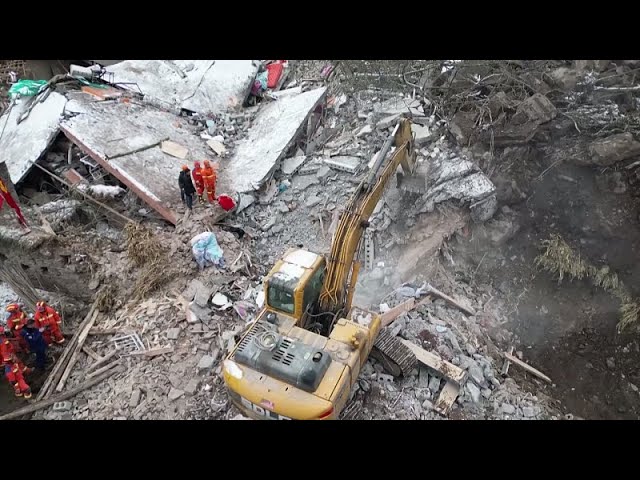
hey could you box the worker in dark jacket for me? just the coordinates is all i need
[20,319,47,371]
[178,165,196,210]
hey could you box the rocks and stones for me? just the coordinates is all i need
[356,124,373,137]
[449,111,477,145]
[130,389,142,408]
[376,113,402,130]
[305,194,322,208]
[466,381,482,404]
[422,399,434,411]
[168,387,185,401]
[359,379,371,392]
[606,357,616,370]
[167,328,181,340]
[587,133,640,167]
[281,155,307,176]
[271,224,285,235]
[501,403,516,415]
[184,378,200,395]
[316,165,332,180]
[261,217,277,231]
[512,93,557,125]
[468,364,486,387]
[522,406,538,418]
[428,375,441,394]
[486,213,520,245]
[197,355,216,372]
[418,367,430,388]
[411,124,432,147]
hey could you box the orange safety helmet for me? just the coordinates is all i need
[36,301,46,312]
[5,303,19,313]
[181,165,189,171]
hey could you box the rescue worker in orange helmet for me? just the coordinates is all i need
[34,300,65,345]
[5,303,30,352]
[192,161,205,205]
[201,160,217,204]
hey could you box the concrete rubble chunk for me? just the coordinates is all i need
[53,401,72,412]
[168,387,185,401]
[305,194,322,208]
[466,382,482,404]
[281,155,307,176]
[428,375,441,394]
[197,355,216,372]
[501,403,516,415]
[184,378,200,395]
[323,156,360,173]
[376,113,402,130]
[513,93,556,125]
[0,92,68,184]
[167,328,181,340]
[130,389,142,408]
[411,123,432,147]
[356,124,373,137]
[522,406,537,418]
[316,165,332,179]
[222,87,327,194]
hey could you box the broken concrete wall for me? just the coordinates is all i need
[0,92,67,185]
[60,94,231,224]
[221,87,327,193]
[105,60,259,116]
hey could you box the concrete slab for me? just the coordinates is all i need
[221,87,327,193]
[60,95,231,225]
[323,156,361,173]
[0,92,67,184]
[105,60,259,116]
[281,155,307,176]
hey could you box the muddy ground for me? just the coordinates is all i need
[451,159,640,419]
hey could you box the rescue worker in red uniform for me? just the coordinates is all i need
[5,303,30,352]
[3,356,32,398]
[192,161,205,204]
[201,160,217,204]
[0,327,30,374]
[34,301,65,345]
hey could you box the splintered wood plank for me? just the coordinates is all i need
[503,352,552,384]
[161,140,188,159]
[380,298,415,327]
[401,339,467,385]
[434,380,460,416]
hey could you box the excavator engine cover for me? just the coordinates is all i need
[234,325,332,393]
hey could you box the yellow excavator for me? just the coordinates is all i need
[223,118,421,420]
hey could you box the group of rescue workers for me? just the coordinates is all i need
[178,160,217,210]
[1,301,64,399]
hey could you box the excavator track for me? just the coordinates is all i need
[371,329,417,377]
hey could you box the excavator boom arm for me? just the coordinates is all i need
[319,119,417,315]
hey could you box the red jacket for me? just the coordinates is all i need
[7,310,27,333]
[34,305,61,329]
[192,166,204,186]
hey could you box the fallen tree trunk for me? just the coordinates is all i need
[0,366,123,421]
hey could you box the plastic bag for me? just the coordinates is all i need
[190,232,224,270]
[8,80,47,99]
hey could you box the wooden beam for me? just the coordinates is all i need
[82,346,101,362]
[85,348,119,374]
[401,339,467,385]
[503,352,552,384]
[381,298,415,327]
[86,359,121,379]
[501,346,514,377]
[128,346,173,358]
[424,283,475,316]
[0,366,122,421]
[55,309,100,393]
[434,380,460,416]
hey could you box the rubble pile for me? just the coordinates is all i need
[346,285,562,420]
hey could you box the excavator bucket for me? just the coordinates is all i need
[391,118,428,194]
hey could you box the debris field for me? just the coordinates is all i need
[2,59,640,420]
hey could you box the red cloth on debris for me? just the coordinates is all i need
[0,179,28,227]
[217,194,236,212]
[266,61,285,89]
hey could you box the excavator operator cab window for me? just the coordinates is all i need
[267,285,295,314]
[303,266,325,313]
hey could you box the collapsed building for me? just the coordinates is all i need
[2,59,638,420]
